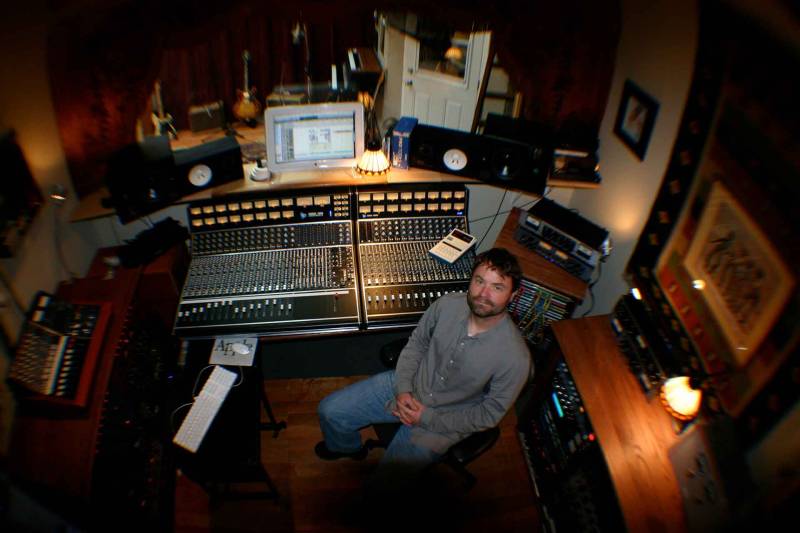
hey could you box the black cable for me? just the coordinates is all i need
[53,204,78,280]
[468,195,538,225]
[475,188,508,251]
[580,260,604,317]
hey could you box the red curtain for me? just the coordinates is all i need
[156,3,374,132]
[47,0,619,198]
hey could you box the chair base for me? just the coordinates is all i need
[364,422,500,491]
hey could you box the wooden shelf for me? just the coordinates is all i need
[70,125,600,223]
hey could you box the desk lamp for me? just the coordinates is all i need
[356,93,390,176]
[660,375,703,422]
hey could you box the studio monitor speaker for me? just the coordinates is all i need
[408,124,549,196]
[105,135,244,224]
[104,135,176,224]
[173,136,243,197]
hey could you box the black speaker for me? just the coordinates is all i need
[408,124,548,196]
[104,136,176,224]
[105,136,244,224]
[173,136,243,197]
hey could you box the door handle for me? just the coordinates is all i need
[404,80,413,87]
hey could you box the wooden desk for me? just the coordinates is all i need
[7,245,187,523]
[9,264,143,502]
[552,316,686,532]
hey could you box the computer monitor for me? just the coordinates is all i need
[264,102,364,173]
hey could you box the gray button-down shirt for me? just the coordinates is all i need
[392,292,531,453]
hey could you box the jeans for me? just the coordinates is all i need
[317,370,441,489]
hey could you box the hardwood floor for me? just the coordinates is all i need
[174,377,543,532]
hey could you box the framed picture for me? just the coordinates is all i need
[683,181,794,366]
[613,80,659,160]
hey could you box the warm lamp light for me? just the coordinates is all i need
[356,148,390,176]
[660,376,702,421]
[49,184,67,203]
[444,45,463,61]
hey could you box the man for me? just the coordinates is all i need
[315,248,531,487]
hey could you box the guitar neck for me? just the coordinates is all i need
[153,80,164,118]
[243,51,251,91]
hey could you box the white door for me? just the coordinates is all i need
[400,31,491,132]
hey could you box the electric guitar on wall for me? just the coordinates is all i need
[151,80,178,138]
[233,50,262,125]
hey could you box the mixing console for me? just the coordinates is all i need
[356,185,474,327]
[174,184,475,337]
[9,291,111,408]
[175,188,360,337]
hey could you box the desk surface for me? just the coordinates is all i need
[553,316,686,532]
[70,125,598,223]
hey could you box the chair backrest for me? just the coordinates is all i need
[379,337,409,369]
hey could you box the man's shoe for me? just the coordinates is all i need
[314,441,368,461]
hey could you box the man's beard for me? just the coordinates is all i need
[467,292,506,318]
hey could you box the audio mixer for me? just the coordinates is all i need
[356,185,474,328]
[174,184,476,337]
[174,188,361,337]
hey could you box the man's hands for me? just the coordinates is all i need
[393,392,425,426]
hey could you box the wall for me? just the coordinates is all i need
[0,2,101,456]
[570,0,698,316]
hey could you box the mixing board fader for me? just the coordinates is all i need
[174,189,360,337]
[356,185,474,328]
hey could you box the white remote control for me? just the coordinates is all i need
[173,366,237,453]
[429,228,476,264]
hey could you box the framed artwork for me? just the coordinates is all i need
[683,181,793,366]
[613,79,659,160]
[628,3,800,426]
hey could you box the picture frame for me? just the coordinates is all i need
[613,79,659,160]
[682,181,793,366]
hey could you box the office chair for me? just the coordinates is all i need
[365,337,501,490]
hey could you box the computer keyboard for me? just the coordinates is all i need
[173,365,237,453]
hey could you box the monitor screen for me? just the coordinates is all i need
[265,102,364,172]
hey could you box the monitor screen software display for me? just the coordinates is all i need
[265,102,364,172]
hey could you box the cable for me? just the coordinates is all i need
[232,366,243,387]
[580,260,604,317]
[474,188,508,251]
[53,204,78,280]
[170,402,194,434]
[467,196,539,225]
[192,364,216,397]
[108,216,121,245]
